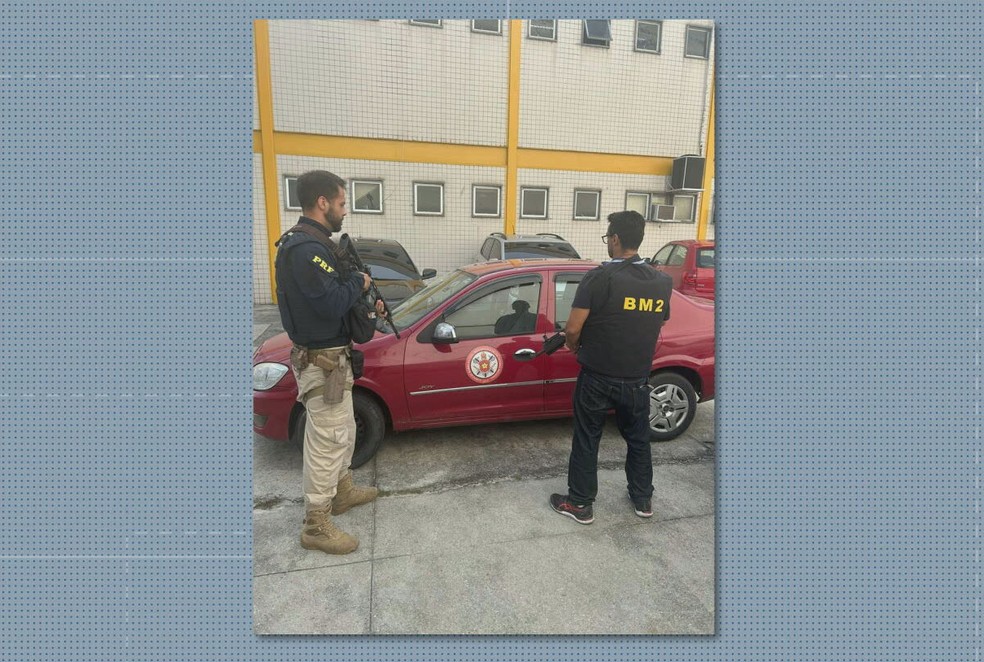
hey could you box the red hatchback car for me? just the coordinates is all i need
[253,259,715,467]
[649,240,715,300]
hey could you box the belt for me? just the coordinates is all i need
[309,345,351,357]
[305,337,350,350]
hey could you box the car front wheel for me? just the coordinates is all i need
[351,390,385,468]
[647,371,697,442]
[288,391,386,468]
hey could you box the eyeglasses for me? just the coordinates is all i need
[601,234,615,244]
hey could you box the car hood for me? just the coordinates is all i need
[253,331,293,365]
[253,329,396,365]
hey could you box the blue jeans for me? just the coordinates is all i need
[568,368,654,506]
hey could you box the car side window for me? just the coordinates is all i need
[652,244,674,265]
[553,275,583,331]
[480,238,493,259]
[445,280,541,340]
[667,246,687,267]
[696,248,715,269]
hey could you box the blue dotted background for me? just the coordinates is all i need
[0,2,979,661]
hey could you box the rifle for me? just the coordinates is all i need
[337,234,401,339]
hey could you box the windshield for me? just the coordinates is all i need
[504,242,580,259]
[378,269,478,332]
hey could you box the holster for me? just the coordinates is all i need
[290,345,309,372]
[311,348,348,405]
[350,348,365,380]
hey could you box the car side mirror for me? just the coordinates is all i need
[651,259,662,266]
[421,268,437,280]
[643,257,652,264]
[433,322,459,344]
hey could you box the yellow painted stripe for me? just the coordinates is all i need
[697,75,715,241]
[517,148,673,176]
[252,131,674,176]
[504,19,522,234]
[269,132,506,167]
[254,20,281,303]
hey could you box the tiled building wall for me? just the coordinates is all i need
[520,20,714,157]
[252,155,271,303]
[252,155,509,302]
[513,168,702,263]
[253,19,714,304]
[253,157,708,303]
[268,20,509,145]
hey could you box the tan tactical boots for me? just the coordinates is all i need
[300,503,358,555]
[332,471,379,515]
[300,473,378,555]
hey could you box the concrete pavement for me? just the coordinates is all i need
[252,305,715,634]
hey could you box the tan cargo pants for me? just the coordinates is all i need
[293,346,356,509]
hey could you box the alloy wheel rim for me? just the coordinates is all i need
[649,383,689,432]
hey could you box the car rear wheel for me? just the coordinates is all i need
[647,371,697,442]
[288,391,386,468]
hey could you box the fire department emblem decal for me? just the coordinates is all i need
[466,346,502,384]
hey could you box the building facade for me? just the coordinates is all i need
[253,19,715,304]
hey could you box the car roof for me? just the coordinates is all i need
[353,237,405,248]
[489,233,572,244]
[459,258,596,276]
[662,239,715,249]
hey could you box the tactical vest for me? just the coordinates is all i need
[577,261,673,379]
[274,227,350,349]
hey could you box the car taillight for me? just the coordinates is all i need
[683,271,697,286]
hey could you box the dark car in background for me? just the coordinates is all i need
[477,232,581,262]
[649,239,715,300]
[354,238,437,306]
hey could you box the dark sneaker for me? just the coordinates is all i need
[549,493,594,524]
[633,498,653,518]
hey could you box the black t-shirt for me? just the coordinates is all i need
[572,259,673,379]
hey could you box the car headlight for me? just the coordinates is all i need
[253,362,289,390]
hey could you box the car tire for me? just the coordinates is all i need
[647,371,697,442]
[287,392,386,468]
[351,390,385,468]
[289,403,305,449]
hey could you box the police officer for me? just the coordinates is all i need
[550,210,673,524]
[275,169,383,555]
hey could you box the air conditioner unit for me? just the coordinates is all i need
[671,155,705,191]
[650,204,675,221]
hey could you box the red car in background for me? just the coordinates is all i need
[253,259,715,468]
[648,240,715,300]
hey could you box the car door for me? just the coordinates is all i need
[403,274,548,424]
[543,268,666,412]
[694,246,715,297]
[660,245,688,289]
[650,243,675,278]
[543,271,585,412]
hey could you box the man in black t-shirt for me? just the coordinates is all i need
[549,211,673,524]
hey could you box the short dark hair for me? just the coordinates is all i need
[607,210,645,250]
[296,170,346,211]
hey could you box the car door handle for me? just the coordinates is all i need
[513,348,536,359]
